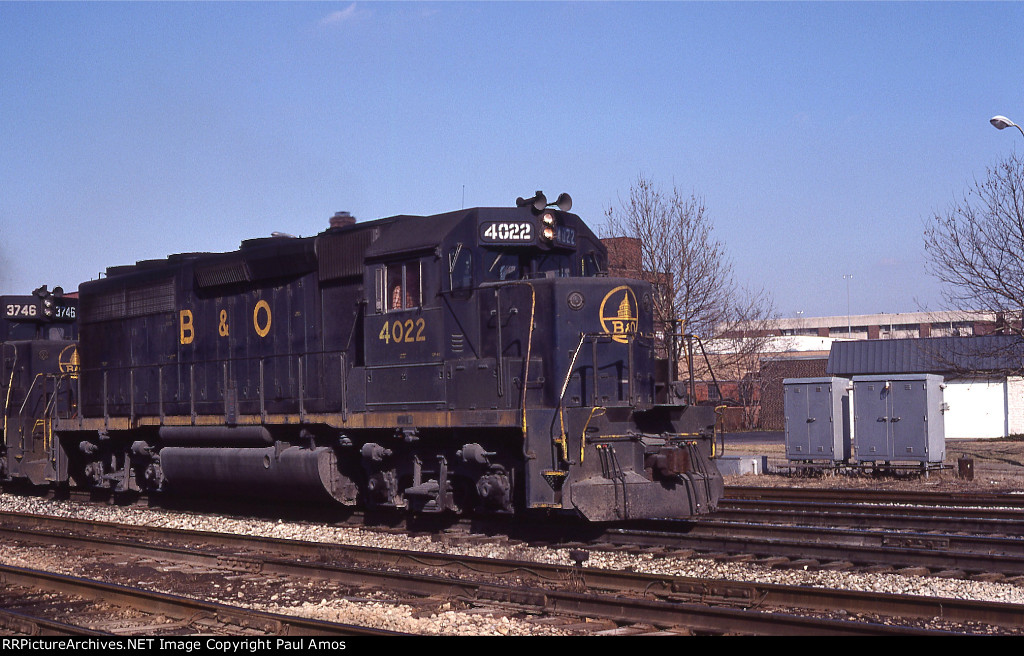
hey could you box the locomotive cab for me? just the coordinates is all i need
[357,196,722,519]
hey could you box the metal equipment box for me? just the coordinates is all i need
[783,377,851,462]
[852,374,945,464]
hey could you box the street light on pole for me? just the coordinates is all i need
[991,115,1024,138]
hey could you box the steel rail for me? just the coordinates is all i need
[721,497,1024,520]
[0,561,402,636]
[684,518,1024,557]
[716,499,1024,536]
[726,485,1024,509]
[0,607,111,636]
[608,522,1024,576]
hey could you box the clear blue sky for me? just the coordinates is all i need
[2,1,1022,319]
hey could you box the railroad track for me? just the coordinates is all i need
[725,485,1024,509]
[601,520,1024,579]
[0,510,1017,635]
[576,490,1024,579]
[717,498,1024,535]
[0,560,401,636]
[19,485,1024,583]
[463,494,1024,580]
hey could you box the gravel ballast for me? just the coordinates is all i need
[0,492,1022,635]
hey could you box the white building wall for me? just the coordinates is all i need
[1006,376,1024,436]
[943,378,1007,439]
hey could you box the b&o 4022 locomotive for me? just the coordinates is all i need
[6,194,723,520]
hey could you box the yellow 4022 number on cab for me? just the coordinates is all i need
[378,317,427,344]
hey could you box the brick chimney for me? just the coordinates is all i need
[330,211,356,229]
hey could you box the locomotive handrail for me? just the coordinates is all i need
[557,330,639,407]
[666,330,723,408]
[75,348,351,377]
[41,373,70,419]
[565,330,655,406]
[40,373,73,452]
[578,405,605,464]
[76,348,347,424]
[2,343,15,440]
[555,331,587,464]
[558,333,588,404]
[494,288,504,398]
[2,369,12,440]
[17,373,45,417]
[556,330,654,466]
[10,371,72,453]
[340,351,348,422]
[480,281,536,446]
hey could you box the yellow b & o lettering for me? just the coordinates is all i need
[253,300,272,338]
[180,310,195,345]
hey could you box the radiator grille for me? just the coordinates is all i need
[82,279,175,323]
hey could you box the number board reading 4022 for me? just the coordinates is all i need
[480,221,533,243]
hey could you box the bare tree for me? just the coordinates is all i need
[707,286,778,428]
[921,154,1024,377]
[924,152,1024,336]
[603,176,777,425]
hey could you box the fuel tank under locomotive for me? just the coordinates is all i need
[151,427,358,504]
[159,446,356,504]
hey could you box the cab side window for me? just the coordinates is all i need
[582,252,606,277]
[485,252,520,281]
[379,261,422,312]
[449,245,472,291]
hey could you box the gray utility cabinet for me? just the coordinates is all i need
[783,377,851,462]
[852,374,945,464]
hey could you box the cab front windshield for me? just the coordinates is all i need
[482,250,603,281]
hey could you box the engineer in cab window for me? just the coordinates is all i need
[388,262,420,311]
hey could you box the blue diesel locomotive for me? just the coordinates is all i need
[7,195,722,520]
